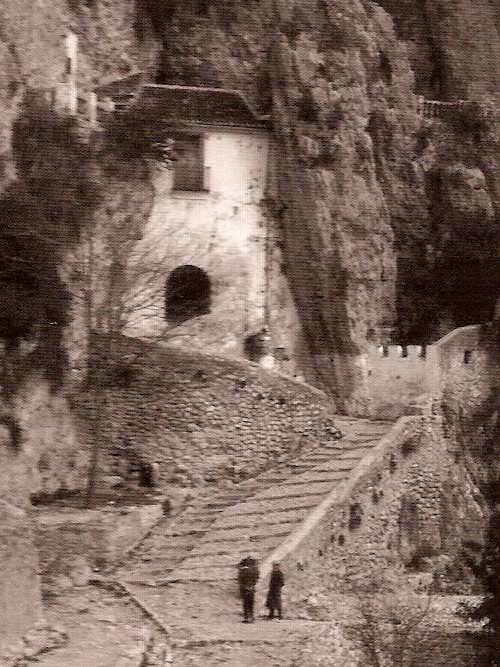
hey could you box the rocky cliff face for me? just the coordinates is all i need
[0,3,156,646]
[0,0,157,176]
[376,0,500,99]
[0,0,156,434]
[144,0,500,408]
[1,0,499,404]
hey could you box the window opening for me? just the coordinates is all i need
[463,350,473,364]
[172,135,207,192]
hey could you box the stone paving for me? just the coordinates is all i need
[35,416,394,667]
[117,417,390,586]
[166,419,390,584]
[116,417,393,648]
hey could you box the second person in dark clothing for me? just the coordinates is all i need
[266,561,285,619]
[237,554,259,623]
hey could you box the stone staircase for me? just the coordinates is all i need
[118,417,391,586]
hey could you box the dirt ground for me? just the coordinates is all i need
[33,583,326,667]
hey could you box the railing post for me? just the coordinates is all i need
[65,32,78,115]
[416,95,425,116]
[88,92,97,128]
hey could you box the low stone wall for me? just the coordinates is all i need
[0,500,43,650]
[296,621,489,667]
[410,629,490,667]
[257,416,484,607]
[34,502,163,577]
[73,336,340,489]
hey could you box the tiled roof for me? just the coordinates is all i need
[94,72,146,97]
[137,84,270,129]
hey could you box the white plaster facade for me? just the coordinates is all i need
[123,123,300,362]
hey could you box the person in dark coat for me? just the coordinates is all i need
[266,561,285,619]
[237,554,259,623]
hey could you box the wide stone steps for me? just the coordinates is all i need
[118,418,390,585]
[165,421,391,583]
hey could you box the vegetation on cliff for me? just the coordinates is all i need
[133,0,500,407]
[0,94,97,391]
[0,0,499,393]
[469,507,500,665]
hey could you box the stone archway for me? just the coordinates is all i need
[165,265,211,323]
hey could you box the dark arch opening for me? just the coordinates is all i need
[165,265,211,322]
[243,329,267,362]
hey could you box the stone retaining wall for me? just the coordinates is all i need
[410,629,490,667]
[258,416,484,607]
[35,502,163,576]
[73,336,340,490]
[296,621,490,667]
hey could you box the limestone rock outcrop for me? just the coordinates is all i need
[0,1,157,651]
[148,0,500,407]
[376,0,500,99]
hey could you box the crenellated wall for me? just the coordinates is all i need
[350,343,439,418]
[347,322,499,419]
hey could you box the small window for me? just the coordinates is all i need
[172,135,207,192]
[379,51,392,85]
[463,350,473,364]
[348,503,363,531]
[244,330,267,362]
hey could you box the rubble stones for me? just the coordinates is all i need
[0,624,68,666]
[74,339,341,491]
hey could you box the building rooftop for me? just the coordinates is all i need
[137,84,271,130]
[94,72,146,98]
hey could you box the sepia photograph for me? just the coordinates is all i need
[0,0,499,665]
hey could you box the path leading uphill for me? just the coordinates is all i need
[113,416,393,666]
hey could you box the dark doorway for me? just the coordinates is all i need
[138,460,155,488]
[165,265,211,322]
[244,329,267,362]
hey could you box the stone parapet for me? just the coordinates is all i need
[256,414,482,608]
[347,322,499,419]
[0,500,43,651]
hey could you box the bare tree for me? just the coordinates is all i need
[63,143,268,502]
[347,573,436,667]
[66,176,219,502]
